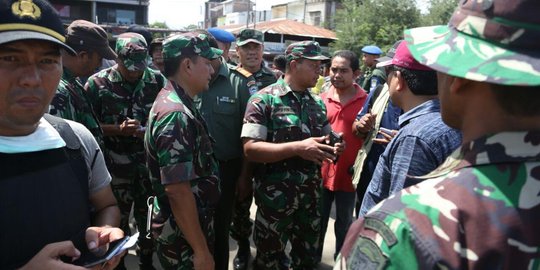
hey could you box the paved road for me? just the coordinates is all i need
[125,201,339,269]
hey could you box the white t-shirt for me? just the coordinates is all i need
[0,118,111,194]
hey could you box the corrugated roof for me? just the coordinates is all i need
[218,19,337,40]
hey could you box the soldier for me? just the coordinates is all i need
[192,30,252,270]
[149,38,164,73]
[0,0,122,269]
[241,41,343,269]
[49,20,117,147]
[337,0,540,269]
[229,28,277,270]
[144,32,222,270]
[85,32,165,269]
[358,45,384,93]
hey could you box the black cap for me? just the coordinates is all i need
[0,0,75,54]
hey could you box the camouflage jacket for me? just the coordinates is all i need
[241,78,331,184]
[336,131,540,270]
[145,80,220,207]
[85,65,165,171]
[49,68,103,146]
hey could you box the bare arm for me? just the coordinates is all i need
[166,182,214,270]
[243,137,336,165]
[89,185,120,227]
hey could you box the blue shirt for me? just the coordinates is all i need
[359,99,462,216]
[356,89,402,188]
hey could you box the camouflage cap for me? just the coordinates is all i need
[236,28,263,46]
[405,0,540,86]
[116,32,148,71]
[162,32,222,60]
[0,0,75,55]
[285,41,329,62]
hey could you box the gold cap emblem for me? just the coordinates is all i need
[11,0,41,20]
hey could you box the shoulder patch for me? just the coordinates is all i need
[364,217,397,247]
[347,236,388,270]
[235,67,253,78]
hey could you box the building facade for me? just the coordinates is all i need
[271,0,341,29]
[50,0,149,26]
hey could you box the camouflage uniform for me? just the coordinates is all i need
[229,63,277,248]
[242,78,330,269]
[336,132,540,269]
[85,33,165,260]
[145,80,221,269]
[49,68,104,147]
[337,0,540,269]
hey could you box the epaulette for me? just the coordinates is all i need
[233,67,253,78]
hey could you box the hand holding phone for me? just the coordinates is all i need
[325,131,343,162]
[72,236,129,268]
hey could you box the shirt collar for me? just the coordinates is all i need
[398,99,440,127]
[276,79,316,102]
[324,83,366,104]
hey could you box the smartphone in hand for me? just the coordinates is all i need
[72,234,135,268]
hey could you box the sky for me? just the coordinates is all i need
[149,0,292,29]
[148,0,429,30]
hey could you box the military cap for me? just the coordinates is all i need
[162,32,222,60]
[236,28,263,46]
[285,41,329,62]
[66,20,117,60]
[375,40,403,67]
[0,0,75,54]
[405,0,540,86]
[361,45,382,55]
[208,28,235,43]
[116,32,148,71]
[377,41,431,71]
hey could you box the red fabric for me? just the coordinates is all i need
[320,84,367,192]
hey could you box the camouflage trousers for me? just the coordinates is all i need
[230,192,253,243]
[110,165,155,257]
[155,207,215,269]
[253,178,322,270]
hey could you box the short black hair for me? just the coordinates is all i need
[273,54,286,72]
[127,25,153,46]
[491,84,540,116]
[392,66,437,95]
[163,54,198,78]
[332,50,359,71]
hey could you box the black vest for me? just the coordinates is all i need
[0,115,91,269]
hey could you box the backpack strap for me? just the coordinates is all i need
[367,84,385,112]
[43,114,81,150]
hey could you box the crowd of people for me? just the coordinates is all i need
[1,0,539,269]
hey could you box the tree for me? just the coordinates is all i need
[183,24,198,31]
[331,0,421,56]
[421,0,460,26]
[149,21,169,29]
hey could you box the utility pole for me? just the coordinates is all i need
[303,0,307,23]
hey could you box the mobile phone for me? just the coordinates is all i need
[327,130,343,146]
[72,236,130,268]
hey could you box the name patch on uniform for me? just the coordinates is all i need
[274,107,295,115]
[218,96,236,103]
[347,236,387,270]
[365,217,397,247]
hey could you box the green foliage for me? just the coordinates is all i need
[331,0,421,56]
[149,21,169,29]
[421,0,460,26]
[184,24,198,31]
